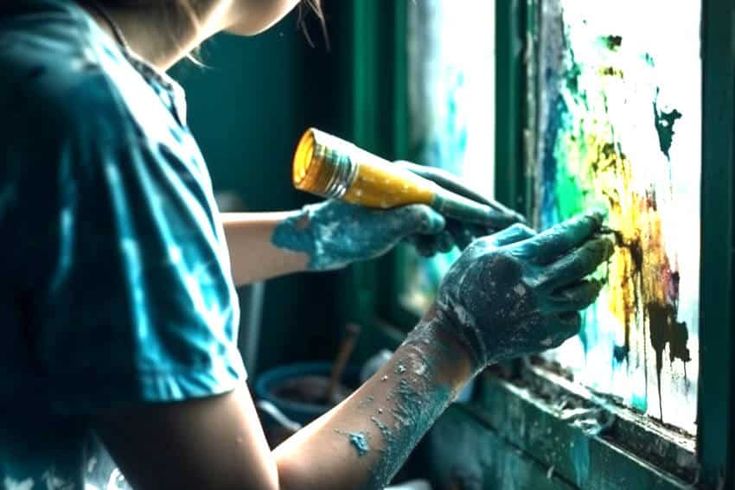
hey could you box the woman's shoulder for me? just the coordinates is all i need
[0,3,137,143]
[0,1,179,152]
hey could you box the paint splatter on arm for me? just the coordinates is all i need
[271,200,445,271]
[273,212,611,489]
[273,317,468,490]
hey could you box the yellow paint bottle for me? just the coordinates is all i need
[293,128,505,224]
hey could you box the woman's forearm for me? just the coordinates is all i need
[220,211,310,285]
[273,313,474,490]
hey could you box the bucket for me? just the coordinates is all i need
[254,361,360,426]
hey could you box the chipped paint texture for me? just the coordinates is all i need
[536,0,700,432]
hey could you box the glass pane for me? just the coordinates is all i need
[535,0,700,434]
[400,0,496,314]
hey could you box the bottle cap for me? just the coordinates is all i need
[293,128,358,199]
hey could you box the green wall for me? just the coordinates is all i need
[170,8,352,374]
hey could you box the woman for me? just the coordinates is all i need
[0,1,612,488]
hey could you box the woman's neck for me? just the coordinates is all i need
[83,1,234,70]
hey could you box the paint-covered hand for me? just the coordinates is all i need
[395,161,526,255]
[272,200,446,271]
[426,211,613,370]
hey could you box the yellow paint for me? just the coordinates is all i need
[293,128,436,209]
[341,158,436,209]
[558,122,673,346]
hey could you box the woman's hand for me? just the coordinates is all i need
[271,162,526,271]
[412,211,613,371]
[395,161,525,254]
[271,200,446,271]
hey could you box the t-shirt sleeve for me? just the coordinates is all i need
[24,90,246,414]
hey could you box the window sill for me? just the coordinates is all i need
[367,310,700,488]
[469,362,699,489]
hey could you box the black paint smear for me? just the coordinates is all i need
[670,271,681,304]
[604,188,690,421]
[587,143,645,369]
[611,237,643,366]
[566,61,582,99]
[603,35,623,51]
[644,189,658,211]
[600,66,624,78]
[647,302,691,420]
[613,344,629,363]
[653,91,683,159]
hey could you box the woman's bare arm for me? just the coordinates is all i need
[94,316,473,490]
[96,213,610,489]
[221,211,310,285]
[221,201,445,286]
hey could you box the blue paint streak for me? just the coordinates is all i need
[347,432,370,457]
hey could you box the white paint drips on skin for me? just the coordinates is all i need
[363,333,457,488]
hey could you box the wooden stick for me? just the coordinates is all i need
[326,323,362,404]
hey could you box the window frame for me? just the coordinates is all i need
[697,0,734,483]
[343,0,734,487]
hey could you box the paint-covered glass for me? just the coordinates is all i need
[534,0,700,433]
[401,0,496,313]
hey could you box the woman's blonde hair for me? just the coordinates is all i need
[94,0,325,62]
[298,0,327,47]
[96,0,324,40]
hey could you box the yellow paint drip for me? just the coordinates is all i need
[558,124,674,348]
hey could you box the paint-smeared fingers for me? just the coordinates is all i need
[445,220,476,250]
[436,230,455,253]
[489,223,537,247]
[408,234,440,257]
[470,224,491,238]
[396,160,491,205]
[485,208,526,230]
[543,279,604,312]
[393,204,446,236]
[519,211,605,264]
[395,161,526,228]
[538,238,614,291]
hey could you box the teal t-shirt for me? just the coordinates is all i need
[0,1,247,488]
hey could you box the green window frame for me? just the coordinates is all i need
[341,0,734,487]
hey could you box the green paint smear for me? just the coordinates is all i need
[553,135,587,219]
[600,34,623,51]
[555,168,586,218]
[653,102,682,159]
